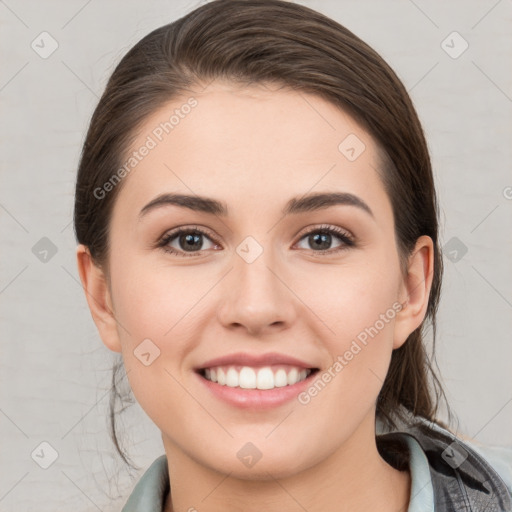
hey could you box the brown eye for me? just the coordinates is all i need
[295,225,355,254]
[159,227,219,257]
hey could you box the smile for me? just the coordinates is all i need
[194,352,320,409]
[196,366,319,410]
[201,365,313,390]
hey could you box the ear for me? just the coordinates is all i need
[76,244,122,353]
[393,235,434,349]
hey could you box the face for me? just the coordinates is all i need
[82,80,428,479]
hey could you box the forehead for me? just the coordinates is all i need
[111,80,389,219]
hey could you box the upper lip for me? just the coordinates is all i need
[196,352,317,370]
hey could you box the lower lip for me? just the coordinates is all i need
[195,371,317,410]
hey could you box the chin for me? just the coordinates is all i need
[197,437,323,481]
[213,457,307,481]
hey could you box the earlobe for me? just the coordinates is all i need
[76,244,122,353]
[393,235,434,349]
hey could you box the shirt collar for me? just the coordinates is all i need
[121,454,169,512]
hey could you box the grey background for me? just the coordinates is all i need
[1,0,511,510]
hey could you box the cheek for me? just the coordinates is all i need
[110,255,215,345]
[290,253,402,408]
[291,253,401,345]
[293,264,401,428]
[108,257,209,429]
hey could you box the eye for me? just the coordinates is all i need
[158,226,219,257]
[157,224,355,258]
[295,224,355,254]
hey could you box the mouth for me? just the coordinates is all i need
[197,364,320,390]
[194,352,320,409]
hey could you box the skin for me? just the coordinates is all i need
[77,80,433,512]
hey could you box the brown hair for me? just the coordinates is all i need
[74,0,456,469]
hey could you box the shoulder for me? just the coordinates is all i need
[378,416,512,511]
[407,418,512,509]
[462,438,512,495]
[426,421,512,496]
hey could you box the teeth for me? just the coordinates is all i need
[287,368,298,385]
[274,369,288,387]
[202,365,312,390]
[256,367,274,390]
[226,367,239,387]
[239,367,256,389]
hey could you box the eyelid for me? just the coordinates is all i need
[161,224,218,241]
[295,224,354,242]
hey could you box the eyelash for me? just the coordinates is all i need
[157,224,356,258]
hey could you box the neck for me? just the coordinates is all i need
[162,412,410,512]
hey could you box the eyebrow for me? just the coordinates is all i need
[139,191,374,219]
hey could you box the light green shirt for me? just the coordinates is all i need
[121,434,512,511]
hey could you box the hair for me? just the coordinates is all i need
[74,0,457,470]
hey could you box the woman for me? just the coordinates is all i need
[73,1,512,510]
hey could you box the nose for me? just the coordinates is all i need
[216,243,297,336]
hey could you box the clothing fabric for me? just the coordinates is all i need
[379,420,512,511]
[121,420,512,511]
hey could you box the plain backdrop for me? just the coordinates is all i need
[1,0,511,510]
